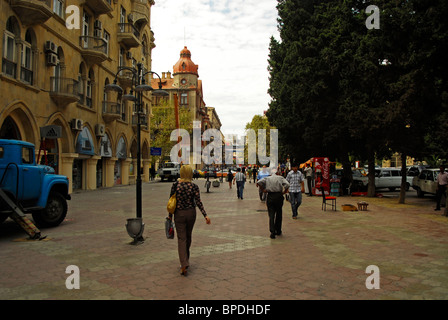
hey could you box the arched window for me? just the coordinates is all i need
[21,29,34,84]
[86,68,94,107]
[2,17,19,78]
[78,63,86,104]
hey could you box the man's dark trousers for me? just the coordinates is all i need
[267,192,284,236]
[436,185,447,210]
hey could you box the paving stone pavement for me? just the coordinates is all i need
[0,179,447,300]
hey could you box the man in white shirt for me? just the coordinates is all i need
[257,168,290,239]
[233,168,246,199]
[286,164,304,219]
[435,165,448,212]
[304,163,313,196]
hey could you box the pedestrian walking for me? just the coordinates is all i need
[252,166,258,183]
[233,168,246,199]
[286,163,304,219]
[247,167,252,183]
[435,165,448,213]
[227,168,234,189]
[150,167,155,181]
[256,166,270,201]
[304,163,313,196]
[169,165,211,276]
[257,168,290,239]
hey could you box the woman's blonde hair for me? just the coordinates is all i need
[179,165,193,182]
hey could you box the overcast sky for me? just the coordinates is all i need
[150,0,279,138]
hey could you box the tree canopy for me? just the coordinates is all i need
[267,0,448,197]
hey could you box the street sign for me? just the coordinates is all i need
[150,147,162,156]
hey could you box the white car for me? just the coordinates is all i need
[412,169,446,201]
[354,168,413,191]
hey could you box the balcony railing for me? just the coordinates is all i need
[50,77,79,106]
[117,23,141,48]
[79,36,108,65]
[102,101,121,123]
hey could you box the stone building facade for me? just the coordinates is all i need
[0,0,157,193]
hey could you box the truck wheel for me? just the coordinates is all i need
[33,192,67,227]
[0,213,8,224]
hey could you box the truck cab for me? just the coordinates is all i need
[0,139,70,227]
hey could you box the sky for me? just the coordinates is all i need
[150,0,280,138]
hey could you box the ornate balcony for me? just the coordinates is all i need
[102,101,121,123]
[79,36,108,65]
[132,114,148,132]
[117,69,134,89]
[117,23,141,48]
[131,0,150,29]
[83,0,113,16]
[50,77,79,107]
[10,0,53,25]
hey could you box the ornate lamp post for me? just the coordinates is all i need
[105,63,168,245]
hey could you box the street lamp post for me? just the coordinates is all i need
[105,63,168,245]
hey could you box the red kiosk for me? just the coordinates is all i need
[301,157,331,196]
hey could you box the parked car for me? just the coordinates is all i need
[412,169,446,204]
[353,168,413,191]
[201,165,218,178]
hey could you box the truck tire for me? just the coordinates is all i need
[0,213,8,224]
[33,192,67,227]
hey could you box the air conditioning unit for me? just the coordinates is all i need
[94,20,103,30]
[46,53,58,66]
[126,51,132,59]
[45,41,57,54]
[95,124,105,137]
[94,29,102,38]
[71,119,83,131]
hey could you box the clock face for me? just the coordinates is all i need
[181,79,187,85]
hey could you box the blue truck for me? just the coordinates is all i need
[0,139,71,228]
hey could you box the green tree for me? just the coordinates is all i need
[267,0,448,199]
[150,100,193,164]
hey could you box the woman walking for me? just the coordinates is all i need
[169,165,211,276]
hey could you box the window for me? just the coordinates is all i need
[0,147,3,158]
[180,93,188,105]
[2,18,17,78]
[119,6,126,32]
[382,171,391,177]
[82,12,90,48]
[426,171,434,181]
[86,68,94,108]
[119,47,124,68]
[103,30,110,56]
[22,147,33,164]
[53,0,64,17]
[391,170,400,177]
[78,64,85,104]
[21,30,33,84]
